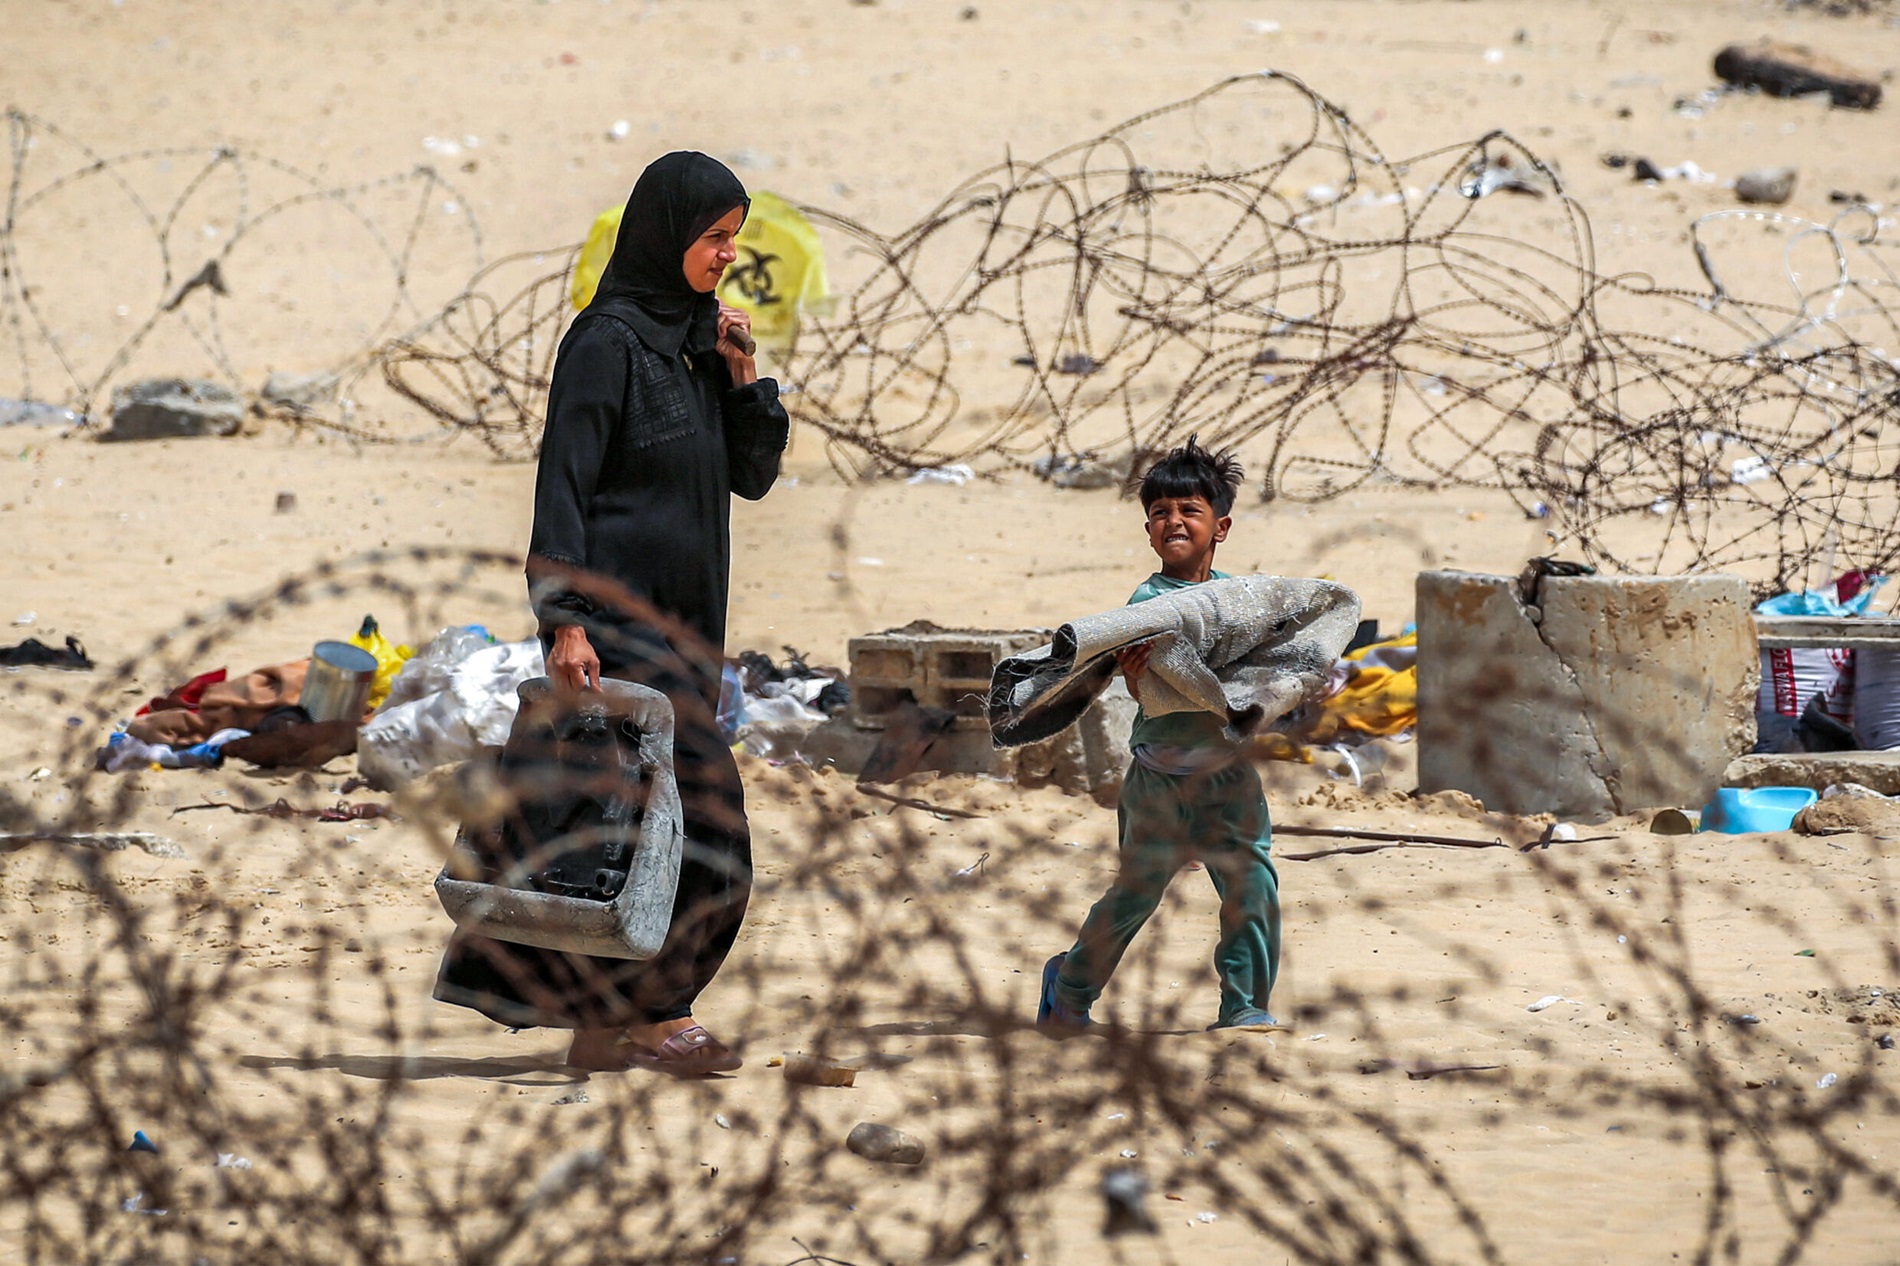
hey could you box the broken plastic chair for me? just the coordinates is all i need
[433,676,683,959]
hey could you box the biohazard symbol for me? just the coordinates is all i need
[722,247,784,307]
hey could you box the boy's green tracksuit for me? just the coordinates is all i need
[1050,570,1282,1025]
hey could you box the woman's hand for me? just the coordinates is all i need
[548,624,600,693]
[1114,643,1151,704]
[716,302,757,386]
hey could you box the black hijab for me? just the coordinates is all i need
[584,151,750,357]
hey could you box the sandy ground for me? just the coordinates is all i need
[6,1,1900,1262]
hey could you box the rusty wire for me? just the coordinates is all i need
[0,549,1898,1263]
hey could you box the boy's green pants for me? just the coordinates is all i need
[1053,759,1280,1024]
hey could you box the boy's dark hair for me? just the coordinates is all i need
[1136,435,1244,516]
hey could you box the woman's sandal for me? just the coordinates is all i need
[624,1024,742,1075]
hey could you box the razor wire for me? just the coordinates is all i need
[2,549,1899,1264]
[6,73,1900,585]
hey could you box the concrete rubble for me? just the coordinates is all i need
[1416,570,1757,820]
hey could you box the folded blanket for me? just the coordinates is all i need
[988,575,1362,747]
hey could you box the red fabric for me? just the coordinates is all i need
[1834,570,1880,605]
[136,668,227,717]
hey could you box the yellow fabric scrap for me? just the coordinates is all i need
[1310,632,1417,741]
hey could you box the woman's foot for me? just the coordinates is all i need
[566,1018,741,1074]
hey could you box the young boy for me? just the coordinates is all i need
[1038,437,1280,1031]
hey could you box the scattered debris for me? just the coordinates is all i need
[0,832,186,859]
[906,464,975,486]
[1100,1166,1159,1236]
[1460,154,1554,199]
[1650,808,1697,835]
[1357,1058,1505,1080]
[845,1122,925,1164]
[102,378,244,442]
[1735,167,1798,205]
[551,1089,589,1106]
[0,636,93,670]
[1031,452,1127,491]
[784,1053,858,1087]
[0,398,83,428]
[854,784,986,819]
[1714,41,1883,110]
[1527,995,1566,1013]
[856,701,956,785]
[258,371,338,414]
[171,798,397,823]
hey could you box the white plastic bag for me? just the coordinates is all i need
[378,626,495,712]
[357,639,545,788]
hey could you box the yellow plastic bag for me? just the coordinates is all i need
[348,615,414,712]
[569,191,828,348]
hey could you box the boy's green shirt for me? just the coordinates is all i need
[1126,569,1237,754]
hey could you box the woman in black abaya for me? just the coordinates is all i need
[434,152,788,1073]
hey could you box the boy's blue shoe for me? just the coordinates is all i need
[1037,953,1091,1029]
[1207,1007,1279,1030]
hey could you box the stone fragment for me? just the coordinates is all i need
[845,1122,925,1165]
[1795,795,1900,836]
[1714,41,1882,110]
[1734,167,1798,205]
[260,371,339,413]
[103,378,243,441]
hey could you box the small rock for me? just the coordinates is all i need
[259,371,338,413]
[1797,797,1900,836]
[845,1121,925,1165]
[1714,40,1882,110]
[275,491,297,514]
[103,378,243,442]
[1735,167,1797,205]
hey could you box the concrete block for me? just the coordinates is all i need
[849,620,1046,732]
[799,675,1135,797]
[1417,570,1757,820]
[103,378,244,441]
[1724,750,1900,796]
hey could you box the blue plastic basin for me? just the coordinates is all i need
[1699,786,1818,835]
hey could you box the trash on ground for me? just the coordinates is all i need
[1714,40,1883,110]
[784,1053,858,1087]
[0,636,92,670]
[845,1121,925,1164]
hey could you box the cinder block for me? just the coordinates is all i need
[849,620,1047,732]
[1416,570,1757,820]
